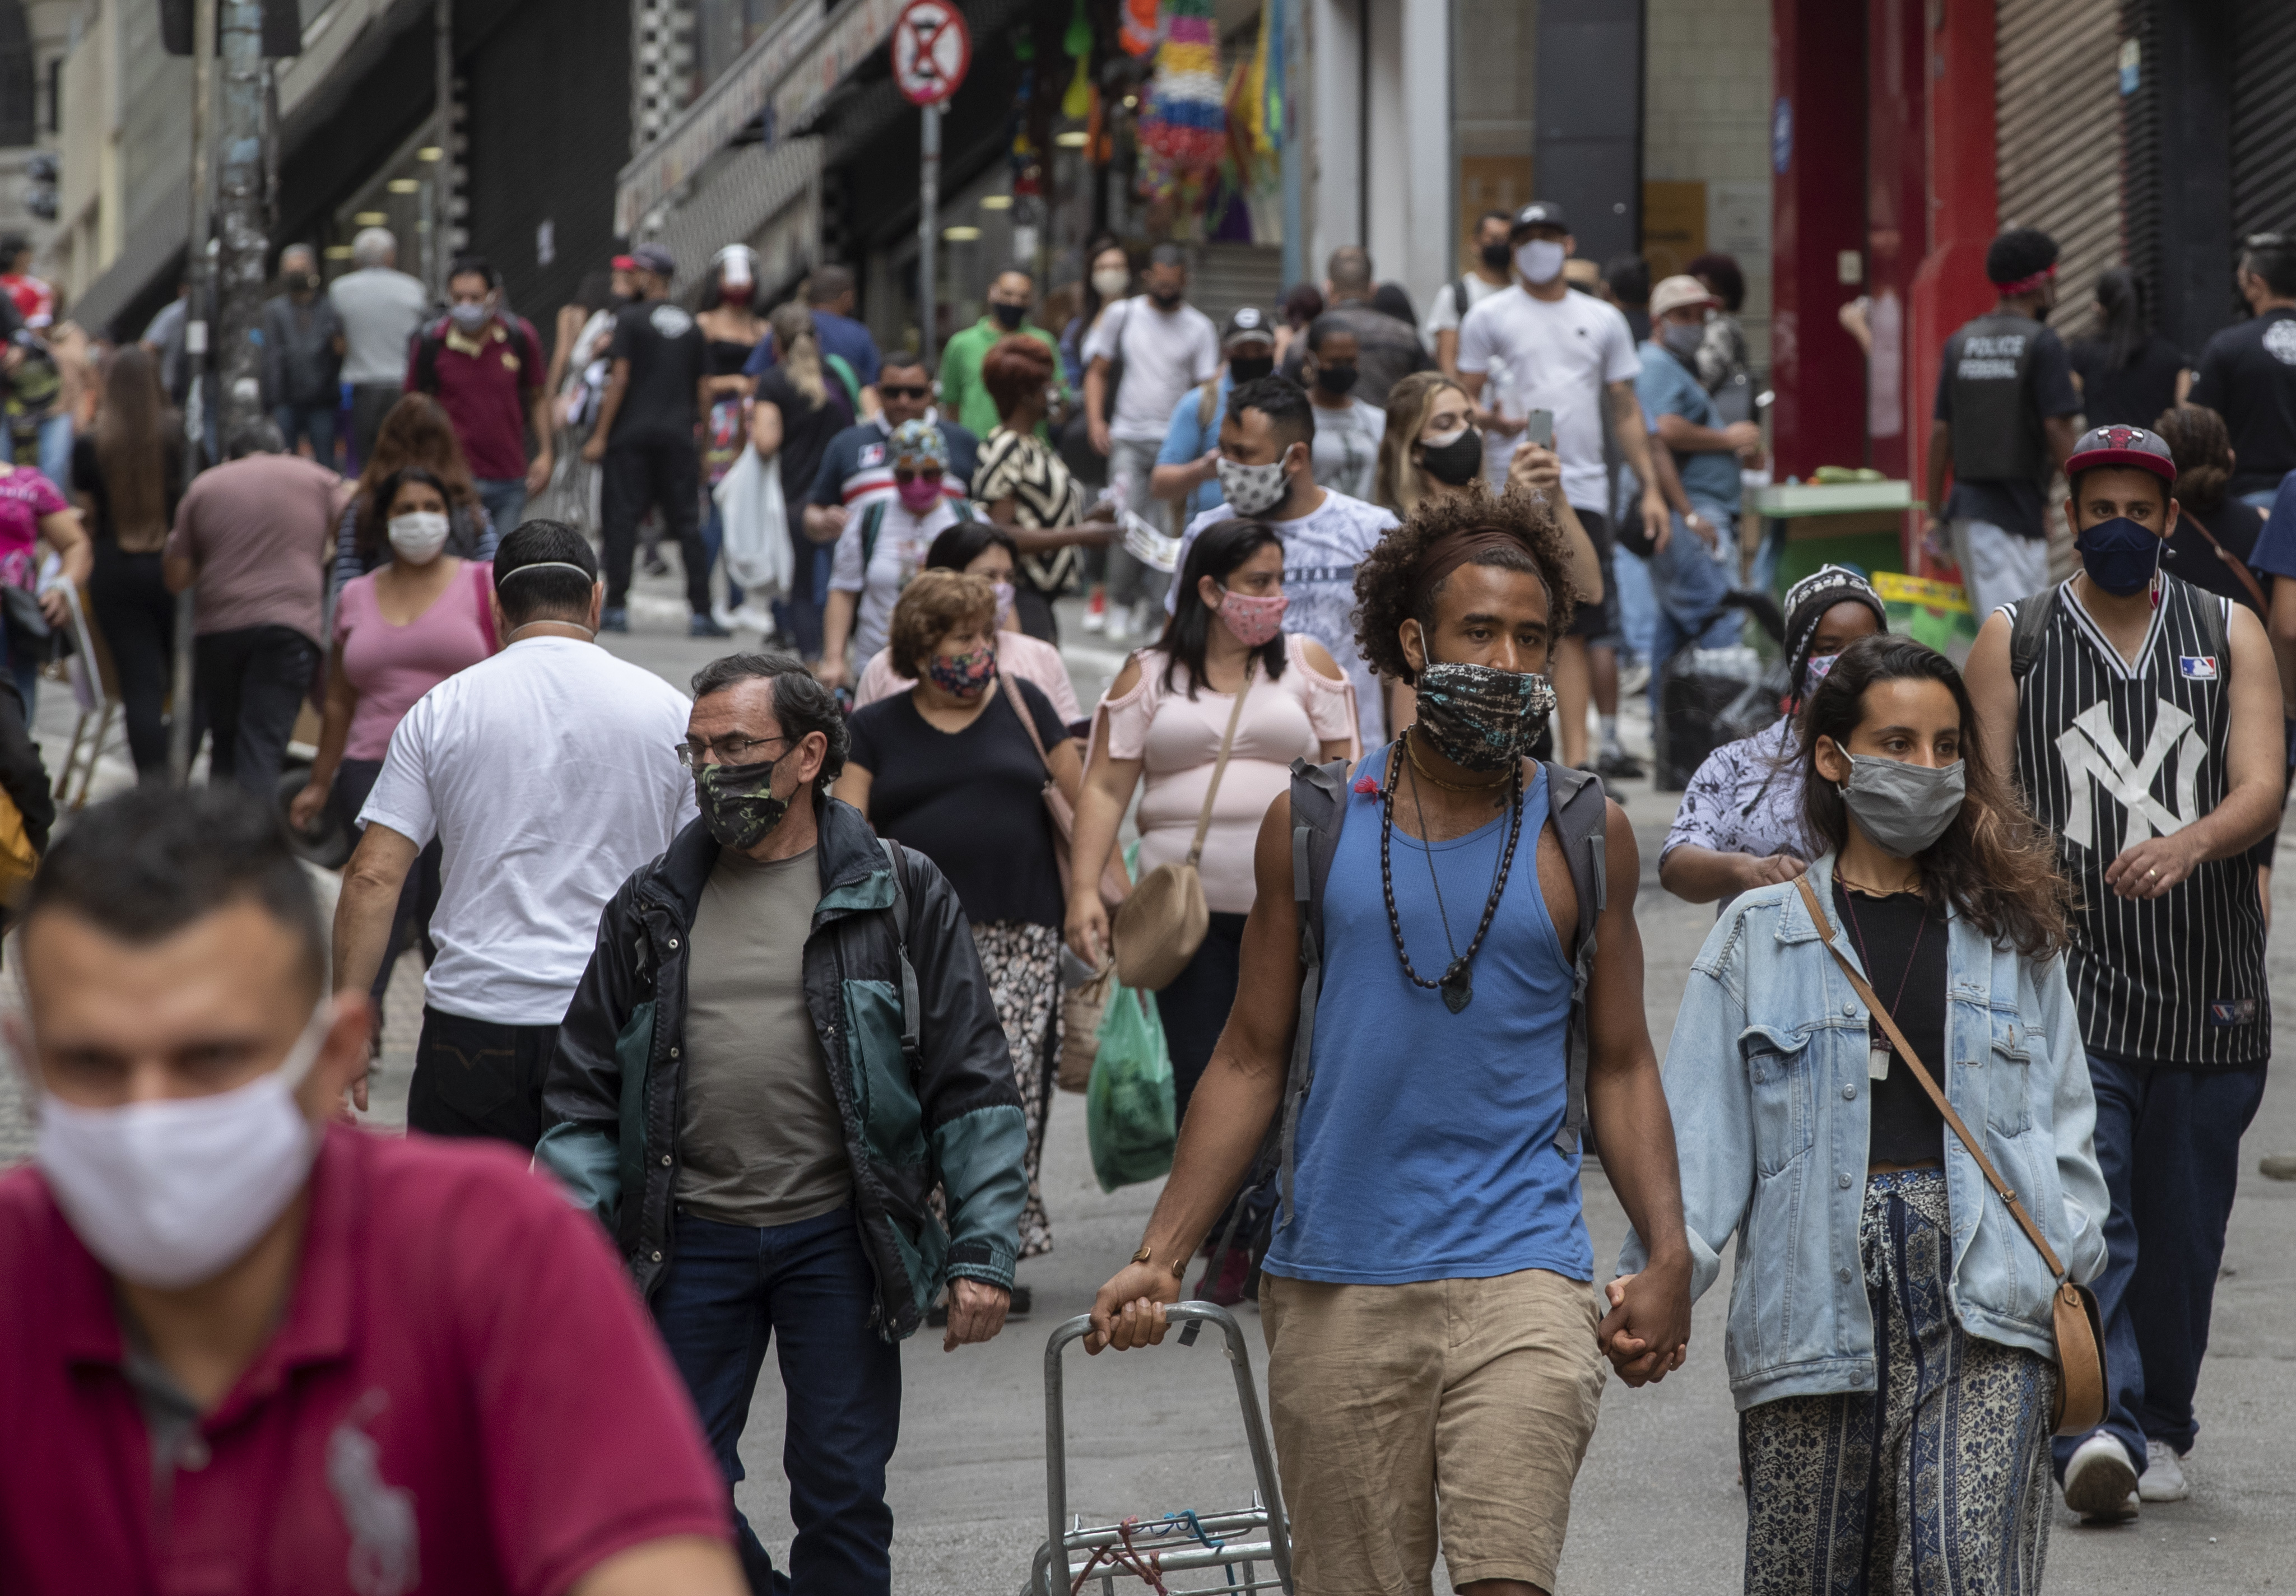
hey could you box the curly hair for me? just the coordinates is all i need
[887,569,997,680]
[2156,403,2232,512]
[1352,483,1580,685]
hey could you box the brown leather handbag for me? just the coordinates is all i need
[1112,659,1256,991]
[1793,876,2107,1436]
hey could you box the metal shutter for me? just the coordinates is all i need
[2232,0,2296,240]
[1995,0,2123,342]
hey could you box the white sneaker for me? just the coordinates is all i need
[1104,606,1132,643]
[2062,1432,2140,1521]
[1082,597,1108,634]
[1131,598,1162,641]
[2139,1439,2191,1502]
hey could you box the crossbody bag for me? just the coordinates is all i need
[1112,658,1255,990]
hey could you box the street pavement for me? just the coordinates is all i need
[1,560,2290,1592]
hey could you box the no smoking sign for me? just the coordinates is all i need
[893,0,972,106]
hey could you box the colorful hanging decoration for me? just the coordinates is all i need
[1061,0,1095,119]
[1119,0,1160,58]
[1261,0,1284,147]
[1137,0,1225,184]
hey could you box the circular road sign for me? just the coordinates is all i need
[893,0,972,106]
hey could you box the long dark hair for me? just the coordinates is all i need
[1156,518,1290,698]
[95,345,177,545]
[358,467,452,564]
[2094,267,2148,371]
[926,519,1021,572]
[1799,634,2070,957]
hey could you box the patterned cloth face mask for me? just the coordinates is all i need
[1217,588,1288,647]
[1216,452,1290,517]
[926,644,998,697]
[695,752,793,851]
[1412,662,1558,770]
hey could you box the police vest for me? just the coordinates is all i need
[1944,311,2048,487]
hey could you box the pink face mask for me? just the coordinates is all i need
[896,474,943,513]
[1217,588,1288,647]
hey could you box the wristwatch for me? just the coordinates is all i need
[1131,1244,1184,1279]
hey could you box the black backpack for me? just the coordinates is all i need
[2006,580,2227,682]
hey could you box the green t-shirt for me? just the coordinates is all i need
[938,317,1064,441]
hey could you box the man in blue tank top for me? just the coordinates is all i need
[1085,491,1693,1596]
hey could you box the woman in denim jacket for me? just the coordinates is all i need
[1615,634,2109,1593]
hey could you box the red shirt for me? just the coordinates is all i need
[410,315,542,481]
[0,1126,728,1595]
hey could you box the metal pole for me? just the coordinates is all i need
[214,0,270,445]
[171,0,219,787]
[919,101,940,373]
[434,0,453,300]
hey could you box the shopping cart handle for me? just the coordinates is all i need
[1045,1300,1239,1357]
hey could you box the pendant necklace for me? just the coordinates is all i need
[1378,739,1523,1013]
[1838,882,1928,1081]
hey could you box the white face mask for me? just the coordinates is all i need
[34,999,334,1290]
[1092,267,1132,300]
[1217,450,1291,518]
[1516,239,1567,286]
[387,510,451,565]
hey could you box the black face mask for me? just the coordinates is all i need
[1418,427,1485,486]
[989,301,1026,329]
[1479,241,1513,273]
[1228,353,1274,383]
[694,752,794,851]
[1149,287,1184,309]
[1314,364,1360,397]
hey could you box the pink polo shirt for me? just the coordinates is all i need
[0,1125,729,1595]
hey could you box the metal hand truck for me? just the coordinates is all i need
[1027,1302,1295,1595]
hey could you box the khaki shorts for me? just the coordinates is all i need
[1260,1268,1605,1595]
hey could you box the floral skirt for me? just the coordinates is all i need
[1740,1169,2058,1595]
[970,919,1062,1260]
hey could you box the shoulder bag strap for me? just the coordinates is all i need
[1791,874,2066,1279]
[1002,666,1052,771]
[1184,659,1257,868]
[2175,518,2270,616]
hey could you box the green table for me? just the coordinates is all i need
[1749,480,1914,594]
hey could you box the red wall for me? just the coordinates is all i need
[1768,0,1867,482]
[1863,0,1927,481]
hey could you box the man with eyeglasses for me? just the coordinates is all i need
[333,521,697,1150]
[540,650,1025,1596]
[815,418,982,690]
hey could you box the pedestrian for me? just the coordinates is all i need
[1373,371,1482,516]
[72,345,183,778]
[1150,306,1277,528]
[408,253,552,537]
[140,275,191,408]
[745,263,881,417]
[583,243,723,638]
[1272,281,1323,372]
[696,246,769,618]
[1626,631,2107,1594]
[0,785,744,1596]
[328,225,428,468]
[1294,315,1387,502]
[1426,210,1517,381]
[539,650,1027,1596]
[258,244,345,464]
[850,521,1082,718]
[1922,227,2081,620]
[2068,267,2191,429]
[1277,246,1431,408]
[1088,487,1694,1596]
[160,420,339,794]
[1066,519,1358,1294]
[1459,202,1671,777]
[291,465,496,1032]
[939,262,1066,440]
[332,522,696,1148]
[1965,424,2281,1519]
[1082,241,1221,636]
[969,332,1118,643]
[2153,404,2269,619]
[747,300,855,653]
[1685,252,1756,418]
[1370,282,1418,328]
[1166,376,1397,734]
[1604,253,1652,343]
[1060,239,1132,625]
[533,267,626,532]
[1060,236,1131,392]
[1658,565,1887,908]
[2188,232,2296,508]
[331,392,496,591]
[839,569,1081,1269]
[817,418,982,687]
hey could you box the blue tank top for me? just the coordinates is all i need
[1262,753,1592,1286]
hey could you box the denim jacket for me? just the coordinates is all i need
[1620,852,2109,1411]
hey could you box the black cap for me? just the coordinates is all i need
[1223,305,1275,347]
[630,243,676,278]
[1510,202,1569,236]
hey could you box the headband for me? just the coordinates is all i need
[495,561,597,587]
[1406,527,1542,619]
[1992,262,2058,296]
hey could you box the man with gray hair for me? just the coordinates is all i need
[258,244,344,463]
[328,225,429,467]
[1279,245,1432,408]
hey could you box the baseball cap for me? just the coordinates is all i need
[2066,424,2177,485]
[1510,201,1569,236]
[630,244,676,278]
[1223,305,1275,348]
[1649,274,1720,319]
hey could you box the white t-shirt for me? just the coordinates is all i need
[1456,286,1639,510]
[1169,490,1399,724]
[361,637,699,1027]
[1422,272,1510,339]
[1309,398,1386,504]
[1082,297,1222,442]
[826,499,969,663]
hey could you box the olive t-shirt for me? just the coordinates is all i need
[676,845,853,1226]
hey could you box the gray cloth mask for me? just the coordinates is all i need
[1838,754,1965,858]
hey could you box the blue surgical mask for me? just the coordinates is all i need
[2074,515,2164,598]
[448,301,490,333]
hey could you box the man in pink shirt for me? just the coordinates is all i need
[0,785,743,1596]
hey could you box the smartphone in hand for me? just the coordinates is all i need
[1525,408,1554,449]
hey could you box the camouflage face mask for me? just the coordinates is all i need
[695,751,792,851]
[1412,662,1558,771]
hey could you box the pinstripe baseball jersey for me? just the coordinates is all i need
[2006,575,2269,1066]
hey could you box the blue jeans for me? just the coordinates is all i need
[1646,504,1742,713]
[474,477,527,539]
[774,537,830,659]
[1609,542,1657,663]
[2053,1054,2267,1479]
[1,409,72,491]
[274,402,338,468]
[653,1207,902,1596]
[699,499,746,611]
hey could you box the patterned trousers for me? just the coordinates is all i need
[970,919,1062,1259]
[1740,1170,2058,1595]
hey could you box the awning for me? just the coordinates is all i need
[615,0,913,236]
[652,137,825,299]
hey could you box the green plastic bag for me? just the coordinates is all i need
[1086,983,1176,1193]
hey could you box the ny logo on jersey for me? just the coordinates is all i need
[2056,699,2207,850]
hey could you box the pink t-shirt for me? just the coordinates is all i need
[1100,634,1359,913]
[0,464,64,587]
[335,561,496,761]
[851,629,1084,724]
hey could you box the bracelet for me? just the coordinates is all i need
[1131,1243,1184,1279]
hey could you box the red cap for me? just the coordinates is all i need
[2066,424,2177,485]
[610,254,639,272]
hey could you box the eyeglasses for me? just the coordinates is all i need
[893,464,945,484]
[676,734,791,768]
[880,384,932,400]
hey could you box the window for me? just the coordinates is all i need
[0,0,31,149]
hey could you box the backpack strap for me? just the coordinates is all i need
[876,837,923,1074]
[2007,584,2058,682]
[950,497,976,523]
[860,500,888,572]
[822,351,862,413]
[1276,755,1353,1230]
[1542,760,1609,1157]
[1453,276,1472,328]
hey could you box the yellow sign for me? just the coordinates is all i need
[1871,571,1971,613]
[1641,180,1706,282]
[1458,156,1535,273]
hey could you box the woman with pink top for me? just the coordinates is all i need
[290,466,497,1020]
[850,519,1082,725]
